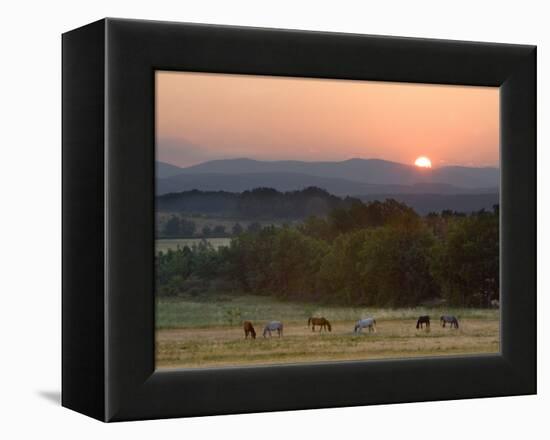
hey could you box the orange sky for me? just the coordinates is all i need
[156,71,499,168]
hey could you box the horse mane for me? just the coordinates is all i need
[326,320,332,331]
[307,317,312,327]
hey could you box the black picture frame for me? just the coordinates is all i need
[62,18,536,422]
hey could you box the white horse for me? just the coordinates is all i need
[263,321,283,337]
[354,318,377,333]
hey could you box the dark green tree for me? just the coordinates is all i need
[163,216,181,236]
[430,212,499,306]
[213,225,226,236]
[247,222,262,233]
[232,223,244,235]
[357,224,438,306]
[179,218,196,236]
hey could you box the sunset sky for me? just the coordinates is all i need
[156,71,499,169]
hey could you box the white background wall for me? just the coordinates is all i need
[0,0,546,437]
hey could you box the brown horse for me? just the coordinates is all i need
[307,317,332,332]
[243,321,256,339]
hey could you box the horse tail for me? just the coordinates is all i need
[416,319,420,329]
[307,317,312,327]
[327,320,332,332]
[251,326,256,338]
[454,319,459,329]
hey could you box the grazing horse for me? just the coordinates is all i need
[308,317,332,332]
[416,315,430,329]
[440,315,459,328]
[354,318,377,333]
[263,321,283,338]
[243,321,256,339]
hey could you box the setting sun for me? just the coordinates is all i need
[414,156,432,168]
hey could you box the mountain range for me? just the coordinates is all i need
[156,158,499,214]
[157,158,498,195]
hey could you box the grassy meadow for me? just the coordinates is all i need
[156,293,500,369]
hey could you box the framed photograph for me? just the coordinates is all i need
[62,18,536,421]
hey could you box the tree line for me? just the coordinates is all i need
[157,187,357,219]
[156,198,499,307]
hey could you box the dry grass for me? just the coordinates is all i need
[156,318,499,369]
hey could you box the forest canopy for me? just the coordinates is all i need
[156,196,499,308]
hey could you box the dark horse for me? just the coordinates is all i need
[243,321,256,339]
[416,315,430,329]
[440,315,459,328]
[308,317,332,332]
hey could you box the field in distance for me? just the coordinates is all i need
[156,237,232,253]
[155,214,295,236]
[156,293,500,369]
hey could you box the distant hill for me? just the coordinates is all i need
[156,171,488,196]
[157,161,184,178]
[157,172,497,198]
[157,187,357,219]
[166,158,499,189]
[430,165,500,189]
[156,158,499,198]
[157,187,499,217]
[171,158,423,186]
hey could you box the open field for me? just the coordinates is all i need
[156,237,232,253]
[156,213,298,237]
[156,294,500,369]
